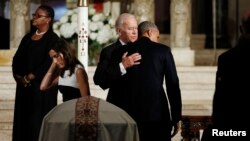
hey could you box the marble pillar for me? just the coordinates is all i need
[103,1,121,23]
[10,0,30,49]
[131,0,154,23]
[170,0,194,66]
[111,2,121,21]
[0,0,30,66]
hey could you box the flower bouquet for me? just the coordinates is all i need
[53,4,117,65]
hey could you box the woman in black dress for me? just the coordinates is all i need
[12,5,59,141]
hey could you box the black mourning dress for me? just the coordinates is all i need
[12,29,59,141]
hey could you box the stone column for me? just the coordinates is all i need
[103,0,121,23]
[131,0,154,23]
[170,0,194,66]
[10,0,30,49]
[111,1,121,21]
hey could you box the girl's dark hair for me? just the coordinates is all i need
[51,38,83,76]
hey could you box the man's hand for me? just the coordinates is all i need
[171,121,181,138]
[122,52,141,69]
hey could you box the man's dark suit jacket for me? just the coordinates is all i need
[108,37,182,125]
[94,40,132,112]
[94,39,122,89]
[212,34,250,130]
[201,34,250,141]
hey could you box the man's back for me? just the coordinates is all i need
[212,34,250,129]
[123,37,182,123]
[202,12,250,141]
[115,36,182,141]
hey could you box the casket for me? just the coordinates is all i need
[39,96,139,141]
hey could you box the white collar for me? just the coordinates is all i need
[119,39,126,45]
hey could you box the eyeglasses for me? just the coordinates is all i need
[32,13,48,19]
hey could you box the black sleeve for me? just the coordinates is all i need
[93,44,125,89]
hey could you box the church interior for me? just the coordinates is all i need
[0,0,249,140]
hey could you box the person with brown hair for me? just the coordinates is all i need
[12,5,60,141]
[40,38,90,102]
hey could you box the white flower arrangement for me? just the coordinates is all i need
[53,4,117,65]
[53,9,78,39]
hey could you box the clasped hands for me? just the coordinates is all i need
[122,52,141,69]
[14,73,35,87]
